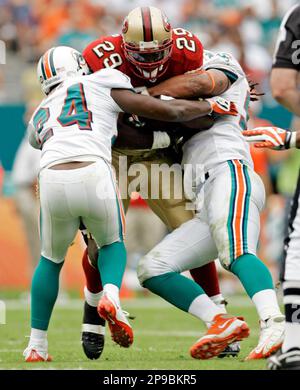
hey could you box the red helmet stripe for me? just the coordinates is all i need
[141,7,153,42]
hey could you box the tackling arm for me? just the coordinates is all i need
[111,89,236,122]
[146,69,231,99]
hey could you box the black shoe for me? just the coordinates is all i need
[81,331,105,360]
[268,348,300,370]
[218,341,240,358]
[81,301,106,360]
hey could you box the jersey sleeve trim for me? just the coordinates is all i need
[206,67,238,84]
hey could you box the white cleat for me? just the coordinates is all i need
[246,314,285,360]
[23,342,52,362]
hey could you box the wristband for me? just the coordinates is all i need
[204,98,213,114]
[289,131,297,148]
[152,131,171,149]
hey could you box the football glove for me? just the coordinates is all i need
[242,126,296,150]
[123,113,145,128]
[206,97,238,117]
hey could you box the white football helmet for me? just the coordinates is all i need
[37,46,90,95]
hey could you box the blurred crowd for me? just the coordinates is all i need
[0,0,298,100]
[1,0,300,293]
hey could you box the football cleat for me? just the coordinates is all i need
[97,294,133,348]
[218,341,241,358]
[81,324,105,360]
[211,297,241,358]
[81,301,106,360]
[268,348,300,370]
[23,346,52,362]
[246,315,285,360]
[190,314,250,360]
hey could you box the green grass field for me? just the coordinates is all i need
[0,294,268,370]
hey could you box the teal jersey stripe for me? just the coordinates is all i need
[242,164,251,253]
[49,48,56,76]
[227,161,237,262]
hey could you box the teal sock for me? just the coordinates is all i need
[230,253,274,298]
[97,241,126,289]
[31,256,63,330]
[143,272,205,312]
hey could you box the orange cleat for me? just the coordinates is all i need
[24,348,52,362]
[97,293,133,348]
[190,314,250,360]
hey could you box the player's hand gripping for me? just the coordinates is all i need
[206,97,238,117]
[243,126,296,150]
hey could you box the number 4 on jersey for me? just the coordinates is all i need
[58,83,93,130]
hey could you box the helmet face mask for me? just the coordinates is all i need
[122,6,173,80]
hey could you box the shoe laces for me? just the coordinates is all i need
[258,315,284,343]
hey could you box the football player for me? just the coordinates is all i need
[23,45,234,362]
[80,6,238,360]
[243,126,300,369]
[137,50,285,360]
[243,3,300,371]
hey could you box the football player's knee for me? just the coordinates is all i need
[137,253,177,285]
[218,256,231,271]
[41,250,65,264]
[41,243,66,265]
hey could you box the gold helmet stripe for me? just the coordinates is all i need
[141,7,153,42]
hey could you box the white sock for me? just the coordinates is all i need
[84,286,103,307]
[103,284,120,306]
[252,289,282,321]
[210,294,227,313]
[282,322,300,352]
[29,328,47,347]
[188,294,223,324]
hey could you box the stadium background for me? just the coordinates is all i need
[0,0,300,369]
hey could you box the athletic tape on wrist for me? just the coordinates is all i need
[152,131,171,149]
[289,131,297,148]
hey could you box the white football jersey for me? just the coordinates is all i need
[182,50,253,172]
[28,68,133,169]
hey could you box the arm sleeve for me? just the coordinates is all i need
[92,68,134,113]
[203,51,244,83]
[273,5,300,70]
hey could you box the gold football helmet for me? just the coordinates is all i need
[122,6,173,80]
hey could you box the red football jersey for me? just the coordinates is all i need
[83,28,203,88]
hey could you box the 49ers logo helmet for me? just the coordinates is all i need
[122,6,173,80]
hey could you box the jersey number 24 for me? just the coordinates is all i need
[33,83,93,139]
